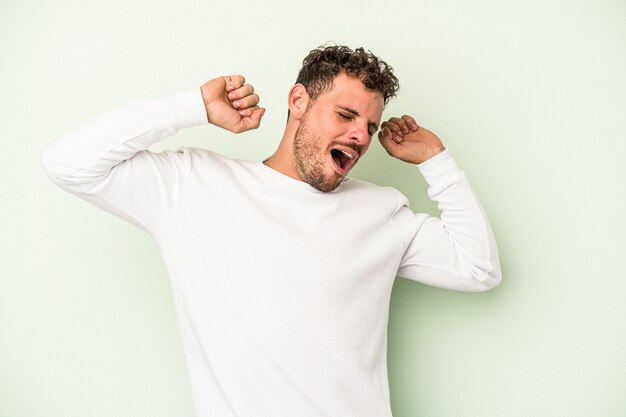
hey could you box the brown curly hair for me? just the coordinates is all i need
[295,44,399,105]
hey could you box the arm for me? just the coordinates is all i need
[41,75,264,236]
[380,116,502,292]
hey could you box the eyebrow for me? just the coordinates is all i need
[337,106,379,131]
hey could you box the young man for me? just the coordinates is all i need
[42,45,501,417]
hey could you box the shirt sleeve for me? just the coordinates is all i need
[392,148,502,292]
[41,88,209,237]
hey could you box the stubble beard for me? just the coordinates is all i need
[292,112,343,193]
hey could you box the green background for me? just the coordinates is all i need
[1,0,625,416]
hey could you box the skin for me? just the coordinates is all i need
[199,73,446,191]
[266,73,384,192]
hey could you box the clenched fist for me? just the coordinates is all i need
[378,115,445,165]
[200,75,266,133]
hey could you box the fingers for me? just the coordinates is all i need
[401,115,419,131]
[380,115,420,144]
[237,105,260,117]
[378,126,398,148]
[227,83,254,100]
[231,92,260,110]
[224,75,246,91]
[380,120,404,144]
[378,126,398,156]
[387,115,419,134]
[247,107,266,128]
[224,77,259,111]
[391,117,410,134]
[378,126,390,142]
[236,107,266,132]
[224,74,265,132]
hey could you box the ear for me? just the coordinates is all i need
[287,84,310,120]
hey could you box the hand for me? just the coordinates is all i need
[200,75,265,133]
[378,115,445,165]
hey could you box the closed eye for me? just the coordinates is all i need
[337,110,376,136]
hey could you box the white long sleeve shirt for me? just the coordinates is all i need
[41,87,501,417]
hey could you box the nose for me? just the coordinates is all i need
[348,123,370,146]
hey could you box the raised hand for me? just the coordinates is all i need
[378,115,445,165]
[200,75,266,133]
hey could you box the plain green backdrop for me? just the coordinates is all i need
[1,0,625,416]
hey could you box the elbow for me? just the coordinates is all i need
[479,273,502,292]
[460,241,503,292]
[458,257,501,292]
[40,144,78,188]
[471,263,502,292]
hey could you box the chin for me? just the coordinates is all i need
[318,172,346,193]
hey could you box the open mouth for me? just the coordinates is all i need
[330,148,357,175]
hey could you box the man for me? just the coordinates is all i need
[42,45,501,417]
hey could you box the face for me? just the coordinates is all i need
[291,73,384,192]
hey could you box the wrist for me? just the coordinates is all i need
[167,88,210,130]
[408,145,445,165]
[416,146,449,167]
[426,145,446,160]
[200,86,212,124]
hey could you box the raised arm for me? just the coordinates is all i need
[41,75,264,236]
[380,115,502,292]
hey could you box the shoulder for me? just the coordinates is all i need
[180,146,230,162]
[175,146,248,170]
[340,177,409,212]
[172,147,264,188]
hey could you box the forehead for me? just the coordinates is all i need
[318,73,384,122]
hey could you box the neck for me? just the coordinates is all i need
[264,119,300,180]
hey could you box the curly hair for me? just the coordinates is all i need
[295,45,399,105]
